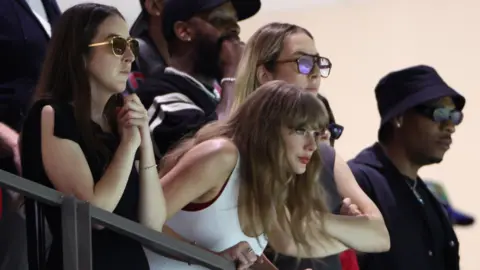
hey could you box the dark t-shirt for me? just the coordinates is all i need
[265,143,342,270]
[20,100,149,270]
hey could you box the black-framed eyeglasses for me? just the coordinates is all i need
[328,123,344,140]
[276,55,332,78]
[414,105,463,125]
[89,36,139,57]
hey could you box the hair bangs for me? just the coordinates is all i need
[283,93,329,131]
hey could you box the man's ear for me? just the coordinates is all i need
[173,21,192,42]
[144,0,163,16]
[256,65,273,85]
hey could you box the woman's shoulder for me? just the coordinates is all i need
[26,99,78,141]
[192,137,238,164]
[29,99,74,119]
[175,137,239,174]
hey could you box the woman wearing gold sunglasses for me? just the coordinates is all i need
[20,3,165,270]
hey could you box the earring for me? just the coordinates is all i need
[181,34,191,42]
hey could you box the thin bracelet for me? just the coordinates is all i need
[142,164,157,170]
[220,77,236,85]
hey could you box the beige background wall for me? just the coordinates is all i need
[57,0,480,268]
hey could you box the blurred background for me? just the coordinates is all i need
[57,0,480,268]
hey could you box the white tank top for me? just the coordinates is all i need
[144,156,268,269]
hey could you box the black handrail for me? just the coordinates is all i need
[0,169,236,270]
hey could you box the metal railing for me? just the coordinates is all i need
[0,169,236,270]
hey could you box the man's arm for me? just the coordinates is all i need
[140,90,215,158]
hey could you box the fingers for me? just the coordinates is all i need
[124,93,142,105]
[123,98,146,114]
[120,113,145,127]
[232,242,257,270]
[343,197,352,205]
[349,204,361,215]
[118,95,148,127]
[341,198,363,216]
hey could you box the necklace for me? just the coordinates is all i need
[405,179,424,205]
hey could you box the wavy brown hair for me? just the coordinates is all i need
[161,80,331,253]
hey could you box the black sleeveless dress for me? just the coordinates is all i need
[265,143,343,270]
[21,100,149,270]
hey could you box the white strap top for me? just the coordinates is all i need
[144,156,268,269]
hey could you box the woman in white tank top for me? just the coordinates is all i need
[146,81,389,269]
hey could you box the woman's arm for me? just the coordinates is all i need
[138,129,166,231]
[267,214,348,258]
[334,153,382,218]
[268,213,390,258]
[160,138,238,218]
[333,153,390,251]
[41,106,137,212]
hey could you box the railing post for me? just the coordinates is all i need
[0,169,235,270]
[25,199,46,270]
[61,195,79,270]
[77,201,92,270]
[61,195,92,270]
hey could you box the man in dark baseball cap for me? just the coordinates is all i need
[160,0,259,81]
[161,0,261,41]
[127,0,260,93]
[348,65,465,270]
[136,0,259,161]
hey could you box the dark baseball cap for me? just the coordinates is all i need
[162,0,261,41]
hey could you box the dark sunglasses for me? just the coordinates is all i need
[328,123,344,140]
[415,105,464,125]
[89,36,139,57]
[276,55,332,78]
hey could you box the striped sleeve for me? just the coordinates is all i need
[141,91,210,158]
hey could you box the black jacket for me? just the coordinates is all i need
[137,67,220,158]
[0,0,61,132]
[348,143,460,270]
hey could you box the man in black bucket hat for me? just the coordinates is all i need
[348,65,464,270]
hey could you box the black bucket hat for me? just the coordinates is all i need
[375,65,466,129]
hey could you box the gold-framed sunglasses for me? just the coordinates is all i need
[89,36,139,57]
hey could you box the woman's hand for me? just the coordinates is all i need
[340,198,363,216]
[122,94,151,147]
[118,94,149,147]
[217,241,260,270]
[117,95,146,148]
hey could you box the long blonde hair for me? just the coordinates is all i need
[162,80,331,253]
[231,22,313,113]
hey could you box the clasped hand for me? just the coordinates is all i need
[117,94,149,148]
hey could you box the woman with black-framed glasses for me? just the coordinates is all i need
[231,22,390,270]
